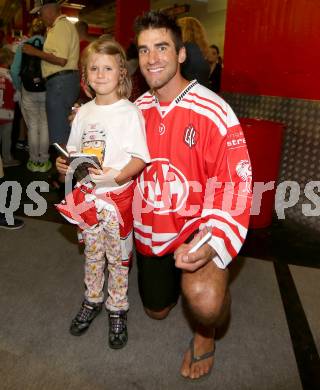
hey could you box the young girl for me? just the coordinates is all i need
[56,37,150,349]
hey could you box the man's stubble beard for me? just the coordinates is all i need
[142,65,179,93]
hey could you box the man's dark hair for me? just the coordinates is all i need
[134,10,184,53]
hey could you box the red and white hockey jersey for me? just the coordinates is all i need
[133,81,252,269]
[0,67,15,125]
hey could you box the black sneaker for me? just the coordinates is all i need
[108,310,128,349]
[70,300,102,336]
[0,215,24,230]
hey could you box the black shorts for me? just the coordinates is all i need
[136,251,182,311]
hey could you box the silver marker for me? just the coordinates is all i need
[188,232,212,254]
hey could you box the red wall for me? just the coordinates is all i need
[115,0,150,49]
[223,0,320,100]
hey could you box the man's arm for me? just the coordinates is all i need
[175,104,252,272]
[22,44,67,67]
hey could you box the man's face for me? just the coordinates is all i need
[40,5,55,27]
[137,28,185,91]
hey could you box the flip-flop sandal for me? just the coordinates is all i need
[184,338,215,381]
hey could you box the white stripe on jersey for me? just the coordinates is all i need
[134,232,175,253]
[208,236,233,268]
[134,215,202,237]
[179,100,227,136]
[135,94,153,104]
[203,219,243,253]
[134,232,151,246]
[136,102,155,111]
[187,92,227,120]
[133,222,177,242]
[133,221,152,233]
[201,208,248,239]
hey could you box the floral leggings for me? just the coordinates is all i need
[81,208,130,312]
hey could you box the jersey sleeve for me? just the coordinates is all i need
[202,103,252,269]
[123,107,151,163]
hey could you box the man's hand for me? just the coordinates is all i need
[22,44,39,56]
[56,156,69,175]
[174,231,216,272]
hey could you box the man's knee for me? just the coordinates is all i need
[183,283,224,316]
[181,264,229,322]
[143,304,174,320]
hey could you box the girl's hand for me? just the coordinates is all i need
[89,167,121,187]
[56,156,69,175]
[88,166,108,176]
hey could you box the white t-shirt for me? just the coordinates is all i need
[67,98,150,193]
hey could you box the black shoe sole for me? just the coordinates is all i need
[70,327,90,336]
[108,339,128,349]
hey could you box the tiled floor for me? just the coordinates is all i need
[1,148,320,389]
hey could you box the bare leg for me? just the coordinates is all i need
[143,302,176,320]
[180,261,230,379]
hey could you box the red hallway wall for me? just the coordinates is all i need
[222,0,320,100]
[115,0,150,49]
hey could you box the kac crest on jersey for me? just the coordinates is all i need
[137,158,189,214]
[184,124,197,148]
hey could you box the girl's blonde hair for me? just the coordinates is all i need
[177,17,210,59]
[81,37,132,99]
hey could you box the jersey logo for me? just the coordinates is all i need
[137,158,189,214]
[184,124,197,148]
[158,123,166,135]
[236,160,252,193]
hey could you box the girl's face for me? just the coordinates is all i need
[87,53,121,104]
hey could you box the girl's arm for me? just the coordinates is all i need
[114,156,146,185]
[89,157,146,187]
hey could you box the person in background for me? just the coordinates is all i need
[208,44,222,94]
[56,37,150,349]
[177,16,211,87]
[0,155,24,229]
[75,20,92,104]
[75,20,91,58]
[126,42,149,102]
[133,11,251,380]
[11,17,51,172]
[23,0,80,188]
[0,47,20,167]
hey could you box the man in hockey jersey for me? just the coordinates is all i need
[133,11,252,380]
